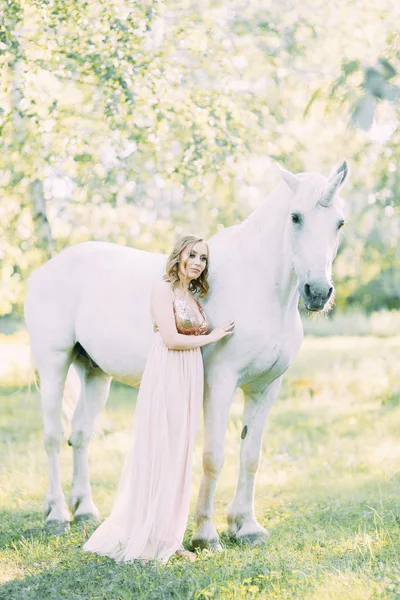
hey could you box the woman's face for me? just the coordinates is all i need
[179,241,208,281]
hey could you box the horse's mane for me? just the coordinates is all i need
[239,172,328,230]
[225,171,344,243]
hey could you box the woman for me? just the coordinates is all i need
[83,235,235,563]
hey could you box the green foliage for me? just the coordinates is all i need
[0,0,400,316]
[308,58,399,131]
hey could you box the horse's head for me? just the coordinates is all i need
[280,161,348,312]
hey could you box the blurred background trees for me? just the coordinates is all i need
[1,0,399,317]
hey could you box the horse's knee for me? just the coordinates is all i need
[70,404,99,446]
[69,429,90,449]
[44,433,62,453]
[246,458,260,475]
[203,450,224,479]
[243,455,260,476]
[43,406,63,450]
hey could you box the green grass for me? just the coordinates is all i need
[1,335,400,599]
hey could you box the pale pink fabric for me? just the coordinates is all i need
[83,295,208,563]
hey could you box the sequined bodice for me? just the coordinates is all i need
[153,291,211,336]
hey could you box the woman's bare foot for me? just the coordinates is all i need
[174,548,196,561]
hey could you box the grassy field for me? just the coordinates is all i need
[1,333,400,599]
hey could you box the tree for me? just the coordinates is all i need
[1,0,399,315]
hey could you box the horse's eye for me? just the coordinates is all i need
[338,220,345,230]
[291,213,302,225]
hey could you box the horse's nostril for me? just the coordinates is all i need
[304,283,311,298]
[327,286,333,300]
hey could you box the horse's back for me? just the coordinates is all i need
[28,241,158,280]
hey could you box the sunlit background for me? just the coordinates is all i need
[1,1,400,598]
[1,0,400,322]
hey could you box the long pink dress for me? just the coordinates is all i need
[83,289,211,563]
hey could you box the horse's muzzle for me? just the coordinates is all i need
[302,282,333,311]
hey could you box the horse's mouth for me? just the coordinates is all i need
[303,292,335,314]
[304,304,322,312]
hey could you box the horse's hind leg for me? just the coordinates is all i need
[38,350,73,533]
[69,361,111,523]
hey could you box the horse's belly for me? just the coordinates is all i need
[97,346,148,387]
[76,312,153,386]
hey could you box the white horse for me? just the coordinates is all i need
[24,161,348,546]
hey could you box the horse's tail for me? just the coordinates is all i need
[62,365,81,439]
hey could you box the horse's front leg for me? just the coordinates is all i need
[69,363,111,522]
[191,371,237,551]
[227,377,282,544]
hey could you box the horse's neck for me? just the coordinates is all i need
[241,181,290,236]
[208,182,299,318]
[237,182,298,302]
[207,181,299,316]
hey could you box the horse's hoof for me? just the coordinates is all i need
[235,531,269,546]
[45,520,71,535]
[191,537,223,552]
[74,513,100,525]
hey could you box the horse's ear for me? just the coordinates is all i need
[278,165,300,193]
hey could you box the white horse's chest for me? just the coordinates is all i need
[237,330,298,384]
[203,310,303,388]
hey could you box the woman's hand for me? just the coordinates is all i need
[209,321,235,343]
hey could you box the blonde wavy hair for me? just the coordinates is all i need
[163,235,210,298]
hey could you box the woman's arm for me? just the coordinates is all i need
[150,280,216,350]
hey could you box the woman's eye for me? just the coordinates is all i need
[201,257,206,262]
